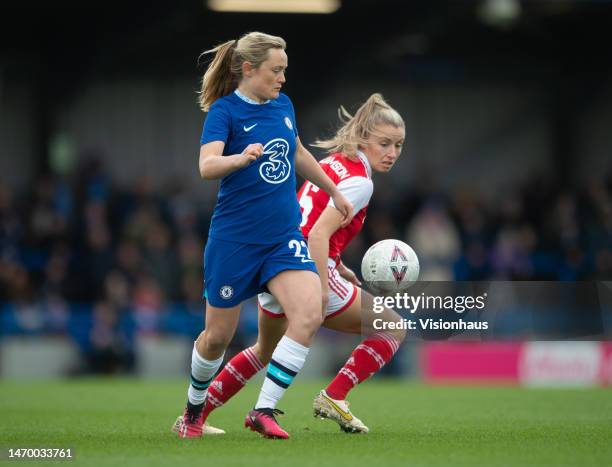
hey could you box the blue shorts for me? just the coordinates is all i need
[203,231,318,308]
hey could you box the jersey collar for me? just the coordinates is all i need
[234,89,270,105]
[356,150,372,178]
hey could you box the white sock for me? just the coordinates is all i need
[255,335,309,410]
[187,343,224,406]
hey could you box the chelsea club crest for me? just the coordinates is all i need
[219,285,234,300]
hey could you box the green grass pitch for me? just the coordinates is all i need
[1,378,611,466]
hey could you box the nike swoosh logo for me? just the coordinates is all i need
[323,394,353,421]
[244,124,258,132]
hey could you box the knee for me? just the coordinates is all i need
[292,305,324,334]
[200,329,232,355]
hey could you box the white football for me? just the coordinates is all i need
[361,239,420,293]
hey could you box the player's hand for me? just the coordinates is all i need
[236,143,264,168]
[331,190,353,227]
[338,264,362,287]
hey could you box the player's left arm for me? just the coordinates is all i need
[337,261,362,286]
[295,137,353,227]
[308,206,345,313]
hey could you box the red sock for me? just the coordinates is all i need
[201,346,264,422]
[325,333,400,400]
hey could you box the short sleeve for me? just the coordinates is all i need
[327,176,373,213]
[200,101,232,145]
[284,94,299,138]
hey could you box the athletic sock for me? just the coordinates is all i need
[201,346,264,422]
[186,343,224,409]
[325,332,400,400]
[255,335,309,410]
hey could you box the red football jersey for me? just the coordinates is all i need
[298,152,373,264]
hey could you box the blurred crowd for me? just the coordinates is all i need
[357,172,612,282]
[1,157,611,371]
[2,158,612,303]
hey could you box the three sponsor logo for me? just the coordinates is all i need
[241,117,293,185]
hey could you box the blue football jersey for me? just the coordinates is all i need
[200,91,302,244]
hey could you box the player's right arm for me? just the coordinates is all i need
[199,100,264,180]
[199,142,264,180]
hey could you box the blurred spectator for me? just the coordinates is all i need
[41,242,76,298]
[83,225,115,299]
[131,276,165,335]
[490,225,535,279]
[405,199,460,280]
[86,301,135,374]
[25,176,70,249]
[143,221,180,299]
[454,241,492,280]
[104,270,131,310]
[115,240,143,286]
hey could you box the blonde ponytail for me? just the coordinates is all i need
[313,93,404,156]
[199,40,237,111]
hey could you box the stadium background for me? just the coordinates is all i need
[0,0,611,384]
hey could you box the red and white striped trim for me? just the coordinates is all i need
[244,347,264,372]
[376,332,401,354]
[324,285,358,320]
[206,392,223,408]
[226,363,247,385]
[356,344,385,369]
[328,279,347,300]
[339,367,359,386]
[328,266,349,298]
